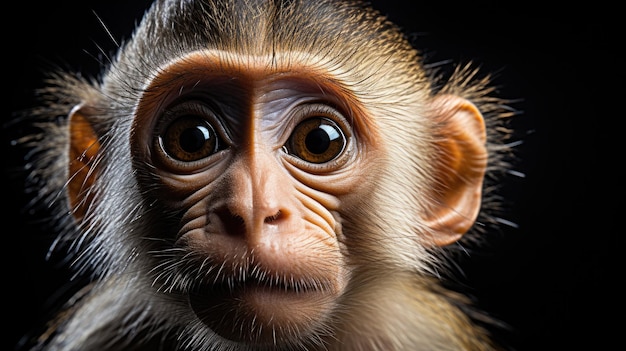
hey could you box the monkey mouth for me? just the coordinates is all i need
[189,268,335,309]
[187,267,339,344]
[204,269,331,294]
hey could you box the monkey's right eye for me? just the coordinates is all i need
[159,115,223,162]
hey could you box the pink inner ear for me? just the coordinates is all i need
[423,95,488,246]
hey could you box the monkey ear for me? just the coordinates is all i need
[424,95,487,246]
[68,105,101,221]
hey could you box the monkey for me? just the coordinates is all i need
[11,0,520,350]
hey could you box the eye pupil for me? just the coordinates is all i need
[305,127,334,154]
[180,125,211,153]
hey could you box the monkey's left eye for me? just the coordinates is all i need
[286,117,346,164]
[159,115,223,162]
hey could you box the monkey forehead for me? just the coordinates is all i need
[142,49,363,102]
[134,49,380,141]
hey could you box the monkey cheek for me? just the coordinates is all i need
[188,282,339,344]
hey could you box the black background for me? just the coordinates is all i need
[3,1,622,350]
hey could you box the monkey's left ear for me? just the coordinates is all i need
[424,95,487,246]
[67,104,101,221]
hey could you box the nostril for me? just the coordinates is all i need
[215,207,246,236]
[264,210,284,223]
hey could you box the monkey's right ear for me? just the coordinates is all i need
[423,95,488,247]
[67,105,101,221]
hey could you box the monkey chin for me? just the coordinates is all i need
[188,279,340,345]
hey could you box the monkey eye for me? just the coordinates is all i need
[159,115,224,162]
[286,117,346,164]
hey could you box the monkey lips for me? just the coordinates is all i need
[177,232,347,345]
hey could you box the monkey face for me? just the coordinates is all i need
[128,51,381,344]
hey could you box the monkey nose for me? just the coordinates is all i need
[211,202,291,242]
[215,207,286,236]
